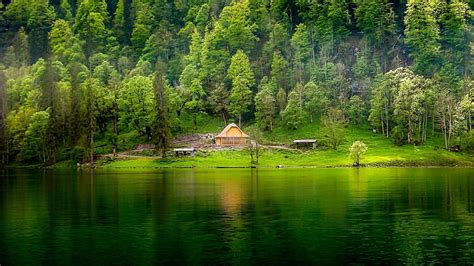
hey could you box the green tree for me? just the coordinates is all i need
[282,89,306,130]
[118,75,155,139]
[255,81,276,131]
[4,0,31,28]
[180,64,206,128]
[214,0,258,53]
[153,61,172,157]
[321,107,346,150]
[348,95,365,127]
[439,0,472,76]
[228,50,255,127]
[74,0,109,57]
[112,0,132,44]
[131,3,154,56]
[18,111,49,162]
[304,81,329,123]
[270,51,289,93]
[27,0,56,61]
[49,19,84,65]
[404,0,441,75]
[291,23,312,81]
[354,0,396,48]
[349,140,368,166]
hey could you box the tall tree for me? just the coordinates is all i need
[153,61,172,156]
[255,81,276,131]
[439,0,472,76]
[228,50,255,127]
[74,0,109,57]
[118,75,154,139]
[27,0,56,62]
[404,0,441,76]
[49,19,84,65]
[282,89,306,130]
[291,23,312,81]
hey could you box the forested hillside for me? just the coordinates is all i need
[0,0,473,165]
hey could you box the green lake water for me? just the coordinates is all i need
[0,168,473,265]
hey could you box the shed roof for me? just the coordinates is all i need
[293,139,317,143]
[216,123,250,138]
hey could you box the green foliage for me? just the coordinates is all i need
[153,61,172,156]
[255,81,276,131]
[28,0,56,61]
[74,0,110,57]
[49,19,84,64]
[18,110,49,162]
[282,89,306,130]
[118,75,154,138]
[304,81,329,123]
[354,0,396,47]
[348,95,365,127]
[404,0,441,76]
[228,50,254,126]
[349,140,368,166]
[0,0,473,165]
[321,108,346,150]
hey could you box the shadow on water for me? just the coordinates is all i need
[0,168,473,264]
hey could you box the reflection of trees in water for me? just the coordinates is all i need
[1,169,474,264]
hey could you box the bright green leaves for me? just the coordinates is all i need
[118,75,154,137]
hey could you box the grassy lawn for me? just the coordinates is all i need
[101,119,474,169]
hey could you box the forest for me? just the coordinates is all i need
[0,0,473,166]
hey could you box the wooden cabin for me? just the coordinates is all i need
[215,123,250,145]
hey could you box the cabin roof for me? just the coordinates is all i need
[173,148,196,152]
[216,123,250,138]
[293,139,317,143]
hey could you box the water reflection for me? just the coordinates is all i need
[0,168,473,264]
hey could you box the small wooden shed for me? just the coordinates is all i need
[215,123,250,145]
[293,139,317,149]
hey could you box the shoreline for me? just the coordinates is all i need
[5,159,474,170]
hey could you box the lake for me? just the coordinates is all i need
[0,168,473,265]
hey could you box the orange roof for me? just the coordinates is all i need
[216,123,250,138]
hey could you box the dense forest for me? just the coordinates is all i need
[0,0,473,165]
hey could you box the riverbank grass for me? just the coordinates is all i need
[102,122,473,168]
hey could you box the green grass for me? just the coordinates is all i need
[49,116,472,169]
[102,120,473,169]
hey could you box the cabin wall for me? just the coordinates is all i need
[216,137,248,145]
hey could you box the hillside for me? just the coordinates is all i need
[0,0,473,167]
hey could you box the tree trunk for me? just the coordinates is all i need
[381,114,385,137]
[89,117,94,163]
[221,112,227,125]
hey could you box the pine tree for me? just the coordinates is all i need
[228,50,255,127]
[27,0,56,62]
[404,0,441,76]
[153,60,172,157]
[74,0,109,57]
[255,82,276,131]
